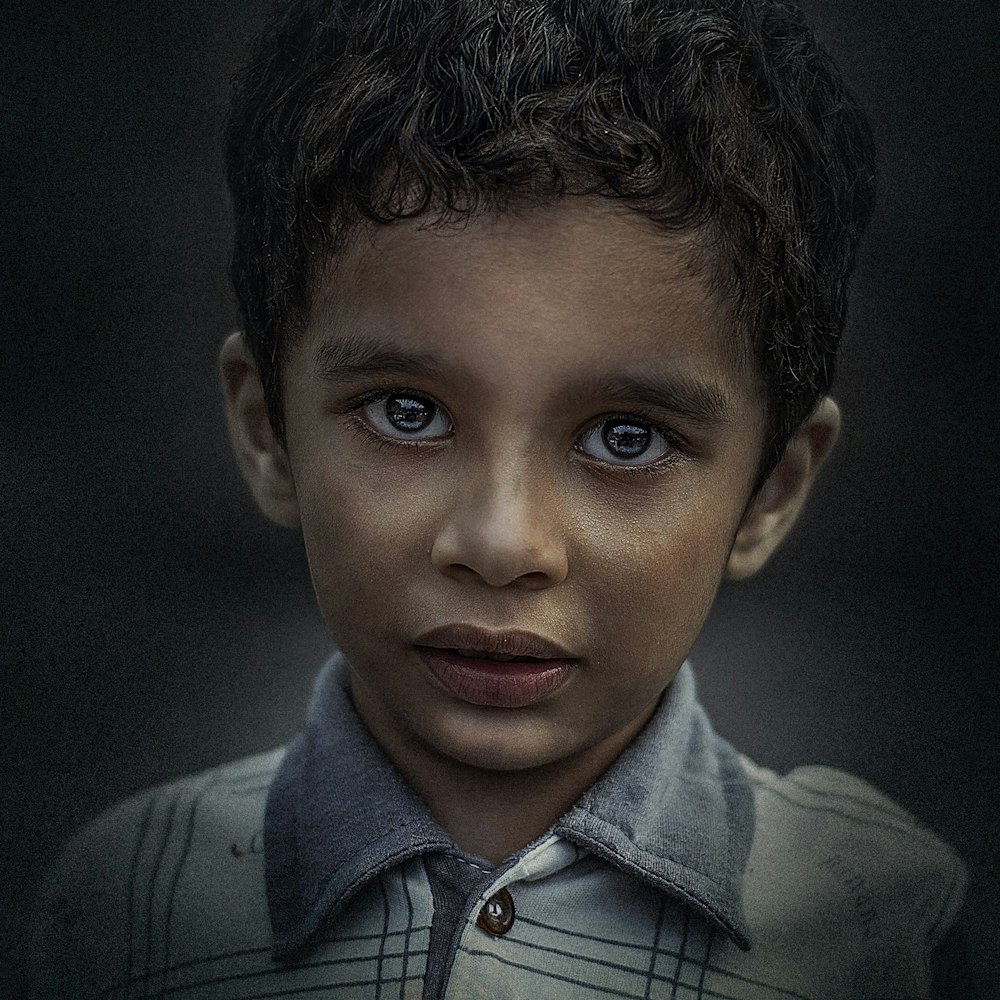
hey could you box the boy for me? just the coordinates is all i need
[32,0,966,997]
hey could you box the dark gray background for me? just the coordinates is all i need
[4,1,997,996]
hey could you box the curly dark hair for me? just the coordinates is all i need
[226,0,876,480]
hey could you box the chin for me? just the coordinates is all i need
[426,713,574,774]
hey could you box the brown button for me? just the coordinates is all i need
[476,886,515,936]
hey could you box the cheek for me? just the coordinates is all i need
[294,462,435,631]
[585,499,737,654]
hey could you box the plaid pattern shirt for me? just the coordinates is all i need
[32,655,966,999]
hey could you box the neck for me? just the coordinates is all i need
[353,692,654,865]
[399,753,599,865]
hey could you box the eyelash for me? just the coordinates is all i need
[342,387,450,450]
[574,411,687,478]
[349,419,422,452]
[341,389,687,474]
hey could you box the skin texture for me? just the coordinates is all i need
[222,198,839,862]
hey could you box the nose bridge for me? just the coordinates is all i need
[476,440,542,521]
[432,441,568,588]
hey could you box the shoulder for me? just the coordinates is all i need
[30,748,284,1000]
[739,757,967,996]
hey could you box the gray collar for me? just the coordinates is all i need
[265,653,754,960]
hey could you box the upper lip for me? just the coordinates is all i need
[414,623,575,660]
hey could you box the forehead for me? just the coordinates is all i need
[300,197,761,412]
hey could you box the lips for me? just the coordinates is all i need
[414,624,576,708]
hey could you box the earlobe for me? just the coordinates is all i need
[725,396,841,580]
[219,331,301,529]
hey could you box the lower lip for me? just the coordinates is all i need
[416,648,573,708]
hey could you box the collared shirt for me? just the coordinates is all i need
[32,654,966,999]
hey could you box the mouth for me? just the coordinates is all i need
[413,624,576,708]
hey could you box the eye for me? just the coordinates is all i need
[577,416,676,466]
[359,391,452,441]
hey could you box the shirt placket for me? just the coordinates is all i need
[441,836,580,1000]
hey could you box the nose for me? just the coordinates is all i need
[430,459,569,590]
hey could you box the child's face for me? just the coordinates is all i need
[279,198,768,774]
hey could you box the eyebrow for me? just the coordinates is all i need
[579,372,735,426]
[313,331,444,382]
[313,330,735,425]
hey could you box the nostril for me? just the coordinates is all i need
[439,563,559,589]
[441,562,488,585]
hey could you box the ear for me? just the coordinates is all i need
[219,331,300,529]
[725,396,840,580]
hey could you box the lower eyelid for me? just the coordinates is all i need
[347,412,452,451]
[348,414,430,449]
[579,450,685,479]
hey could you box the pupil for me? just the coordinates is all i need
[386,395,432,432]
[603,421,650,458]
